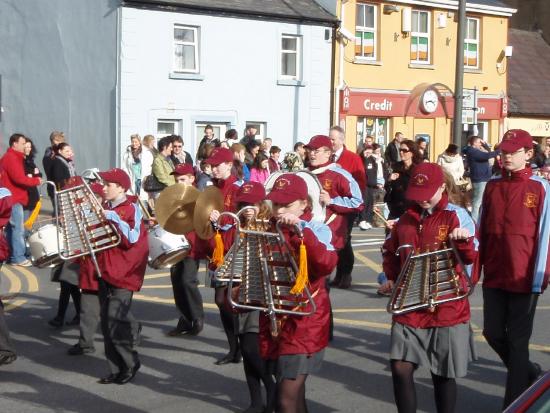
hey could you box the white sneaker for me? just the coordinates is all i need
[358,221,372,230]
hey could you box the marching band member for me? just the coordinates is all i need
[205,147,244,365]
[261,174,338,413]
[232,181,276,413]
[380,163,478,413]
[304,135,363,289]
[480,130,550,408]
[96,168,148,385]
[166,163,205,337]
[0,187,17,366]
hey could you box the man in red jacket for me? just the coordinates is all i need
[96,168,148,385]
[327,127,366,288]
[480,129,550,409]
[0,134,42,266]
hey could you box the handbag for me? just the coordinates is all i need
[142,174,166,193]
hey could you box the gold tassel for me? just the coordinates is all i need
[290,240,309,295]
[211,230,224,267]
[24,199,42,230]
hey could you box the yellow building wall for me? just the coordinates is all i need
[337,1,509,94]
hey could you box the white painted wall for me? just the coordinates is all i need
[119,6,333,162]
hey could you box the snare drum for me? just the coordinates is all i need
[27,224,63,268]
[148,225,190,269]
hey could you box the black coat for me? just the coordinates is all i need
[385,161,416,219]
[384,140,400,165]
[170,152,193,166]
[51,156,74,190]
[24,157,42,211]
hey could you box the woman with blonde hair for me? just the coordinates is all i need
[122,134,142,195]
[140,134,156,207]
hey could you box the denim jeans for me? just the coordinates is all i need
[471,181,487,223]
[7,203,26,263]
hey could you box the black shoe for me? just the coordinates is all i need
[115,361,141,385]
[48,318,63,328]
[329,276,342,287]
[67,344,95,356]
[215,352,242,365]
[98,373,119,384]
[66,316,80,326]
[182,318,204,336]
[0,353,17,366]
[166,317,191,336]
[243,406,265,413]
[338,275,352,289]
[529,362,542,385]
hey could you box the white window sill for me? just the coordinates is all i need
[408,63,435,70]
[464,68,482,74]
[277,79,307,87]
[169,72,204,81]
[353,58,382,66]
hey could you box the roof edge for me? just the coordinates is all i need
[122,0,339,26]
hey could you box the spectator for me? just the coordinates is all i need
[42,131,65,206]
[329,126,367,191]
[462,135,499,222]
[385,132,405,164]
[385,140,423,220]
[122,134,142,195]
[0,134,42,266]
[231,143,249,182]
[197,125,218,161]
[358,143,387,230]
[268,146,282,172]
[23,138,42,216]
[260,138,272,156]
[223,129,239,148]
[416,137,430,161]
[240,125,258,146]
[51,143,76,190]
[196,160,213,190]
[437,144,465,186]
[249,152,270,185]
[244,140,260,169]
[170,135,193,166]
[283,142,306,171]
[357,135,375,154]
[151,136,175,198]
[140,134,157,209]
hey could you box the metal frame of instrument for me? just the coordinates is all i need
[387,240,474,315]
[50,170,121,278]
[221,207,317,336]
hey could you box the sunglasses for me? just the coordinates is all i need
[399,148,411,153]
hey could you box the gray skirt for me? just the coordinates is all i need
[239,310,259,335]
[390,322,476,378]
[277,350,325,381]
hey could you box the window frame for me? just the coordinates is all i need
[173,24,200,74]
[464,17,480,69]
[355,3,378,61]
[410,10,431,65]
[280,34,302,80]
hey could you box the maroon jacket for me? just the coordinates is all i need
[97,196,148,291]
[309,162,364,249]
[0,148,41,206]
[336,146,367,191]
[480,168,550,293]
[382,194,478,328]
[0,188,13,261]
[79,255,98,292]
[259,212,338,358]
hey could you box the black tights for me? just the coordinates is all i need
[56,281,81,321]
[239,332,276,412]
[214,287,239,358]
[278,374,308,413]
[391,360,456,413]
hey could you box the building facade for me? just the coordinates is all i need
[119,0,336,162]
[330,0,515,159]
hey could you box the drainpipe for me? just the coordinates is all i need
[334,0,349,125]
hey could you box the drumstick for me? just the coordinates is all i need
[373,207,390,226]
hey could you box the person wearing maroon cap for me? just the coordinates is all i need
[95,168,148,385]
[165,163,205,338]
[230,181,276,413]
[381,162,478,413]
[480,129,550,408]
[206,147,245,365]
[305,134,363,289]
[260,173,338,413]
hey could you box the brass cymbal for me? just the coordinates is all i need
[155,184,200,234]
[194,186,224,240]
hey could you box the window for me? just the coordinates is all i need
[281,35,301,79]
[246,122,267,139]
[355,4,377,60]
[195,123,229,143]
[410,10,430,64]
[464,17,480,68]
[174,25,199,73]
[156,119,182,141]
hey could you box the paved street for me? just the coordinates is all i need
[0,227,548,412]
